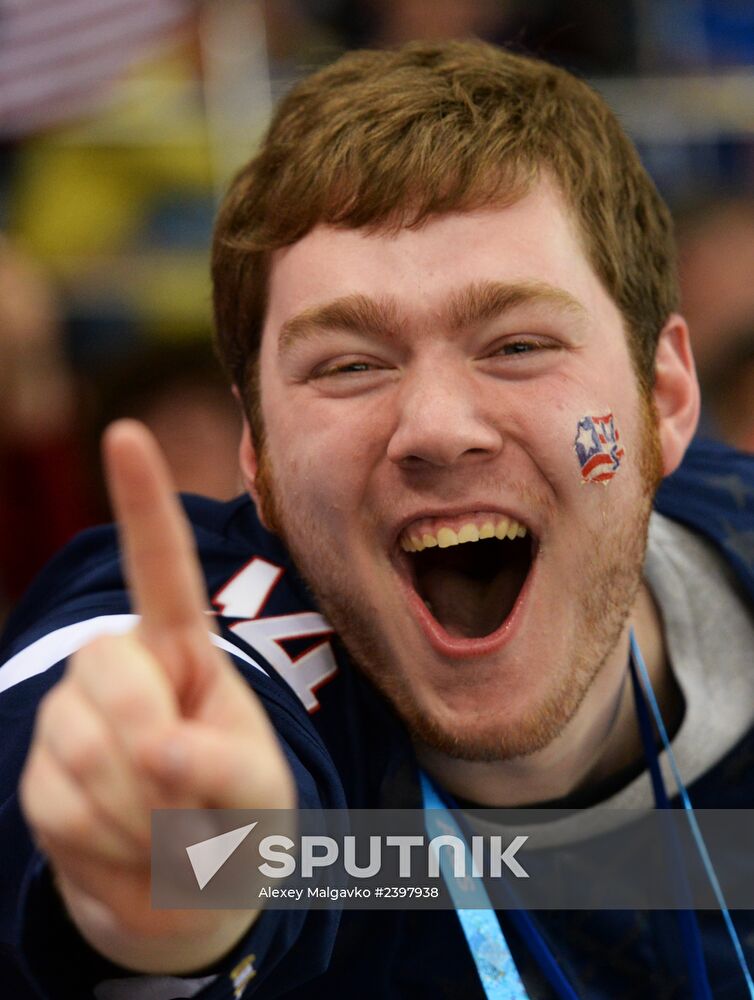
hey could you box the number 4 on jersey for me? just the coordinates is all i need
[212,558,337,712]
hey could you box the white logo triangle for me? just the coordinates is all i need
[186,822,258,890]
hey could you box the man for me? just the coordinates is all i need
[2,40,754,999]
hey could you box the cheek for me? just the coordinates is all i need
[269,402,388,508]
[572,410,627,487]
[523,396,645,533]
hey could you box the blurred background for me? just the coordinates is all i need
[1,0,754,622]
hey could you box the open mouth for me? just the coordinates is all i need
[398,517,535,641]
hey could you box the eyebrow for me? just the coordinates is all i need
[278,295,399,354]
[277,280,587,355]
[444,280,587,331]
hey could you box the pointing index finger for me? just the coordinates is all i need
[103,420,212,642]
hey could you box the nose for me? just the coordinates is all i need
[386,363,503,469]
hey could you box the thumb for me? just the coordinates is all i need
[140,718,297,811]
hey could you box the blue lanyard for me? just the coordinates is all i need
[629,628,754,999]
[421,771,578,1000]
[421,629,754,999]
[628,636,713,1000]
[421,770,560,999]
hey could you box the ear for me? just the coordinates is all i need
[234,387,271,529]
[239,416,259,498]
[652,314,700,477]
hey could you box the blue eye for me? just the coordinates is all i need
[337,362,372,373]
[500,342,535,355]
[492,340,543,357]
[310,361,380,379]
[312,360,380,378]
[482,337,559,366]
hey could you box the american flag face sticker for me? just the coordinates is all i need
[574,413,626,484]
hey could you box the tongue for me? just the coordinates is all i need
[420,565,522,638]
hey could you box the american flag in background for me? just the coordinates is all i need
[0,0,193,136]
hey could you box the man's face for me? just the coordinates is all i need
[248,179,662,761]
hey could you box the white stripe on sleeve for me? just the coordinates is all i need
[0,614,268,695]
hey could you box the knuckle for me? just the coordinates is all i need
[34,682,68,738]
[20,756,91,846]
[60,732,105,782]
[19,753,42,823]
[69,633,134,684]
[50,799,92,846]
[68,634,116,675]
[35,686,107,782]
[125,818,152,856]
[101,685,150,727]
[68,633,165,728]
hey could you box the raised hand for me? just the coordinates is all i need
[20,420,295,973]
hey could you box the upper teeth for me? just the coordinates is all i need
[400,517,527,553]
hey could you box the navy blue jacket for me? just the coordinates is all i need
[1,438,753,999]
